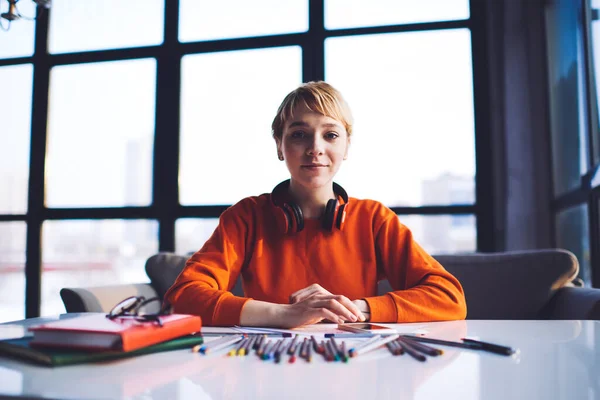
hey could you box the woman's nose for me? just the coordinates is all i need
[306,137,324,155]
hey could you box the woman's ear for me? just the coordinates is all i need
[275,137,283,161]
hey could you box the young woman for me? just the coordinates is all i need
[164,81,466,328]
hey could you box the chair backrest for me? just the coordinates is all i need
[60,253,190,313]
[62,249,578,317]
[150,249,578,319]
[378,249,579,319]
[145,252,245,299]
[60,283,159,313]
[60,252,191,313]
[145,253,189,300]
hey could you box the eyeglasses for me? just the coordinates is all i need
[106,296,172,327]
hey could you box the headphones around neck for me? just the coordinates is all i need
[270,179,349,234]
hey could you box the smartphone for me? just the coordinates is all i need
[337,323,397,334]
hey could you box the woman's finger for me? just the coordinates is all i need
[293,283,327,298]
[289,284,331,303]
[312,307,344,324]
[333,295,366,321]
[307,294,364,321]
[294,287,330,303]
[289,285,316,303]
[310,298,357,322]
[283,303,342,327]
[289,288,313,304]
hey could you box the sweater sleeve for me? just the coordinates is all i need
[363,212,467,323]
[163,203,253,326]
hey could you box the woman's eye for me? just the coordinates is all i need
[325,132,339,139]
[291,131,305,139]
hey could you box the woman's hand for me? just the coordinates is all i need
[352,299,371,322]
[240,284,368,328]
[288,284,366,323]
[277,295,362,328]
[289,283,333,303]
[240,297,359,328]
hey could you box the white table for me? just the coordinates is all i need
[0,319,598,400]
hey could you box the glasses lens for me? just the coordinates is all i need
[110,296,143,316]
[136,297,161,315]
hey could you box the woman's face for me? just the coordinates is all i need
[276,103,349,191]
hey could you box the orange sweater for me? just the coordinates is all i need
[164,194,467,326]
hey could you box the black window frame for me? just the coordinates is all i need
[550,0,600,288]
[0,0,493,318]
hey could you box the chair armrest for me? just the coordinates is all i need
[544,286,600,320]
[60,283,159,313]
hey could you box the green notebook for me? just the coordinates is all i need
[0,334,204,367]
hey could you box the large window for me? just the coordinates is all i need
[41,220,157,316]
[555,205,591,283]
[0,1,35,58]
[324,0,470,29]
[47,0,165,54]
[0,0,482,322]
[0,222,26,322]
[179,47,301,204]
[546,0,589,197]
[0,65,32,215]
[179,0,308,42]
[46,59,156,208]
[326,29,475,207]
[589,0,600,166]
[547,0,600,286]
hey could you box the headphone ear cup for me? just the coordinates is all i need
[274,205,293,234]
[335,204,347,230]
[323,199,337,231]
[288,203,304,232]
[283,204,299,233]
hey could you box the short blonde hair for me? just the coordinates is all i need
[271,81,353,140]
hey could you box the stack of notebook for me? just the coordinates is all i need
[0,313,202,367]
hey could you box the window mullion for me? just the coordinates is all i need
[25,3,51,318]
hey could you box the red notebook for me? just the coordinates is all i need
[28,314,202,352]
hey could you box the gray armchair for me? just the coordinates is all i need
[60,253,244,315]
[60,249,600,320]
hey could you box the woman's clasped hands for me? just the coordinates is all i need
[278,283,368,328]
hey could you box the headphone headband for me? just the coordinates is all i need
[271,180,348,205]
[332,182,349,206]
[270,180,349,234]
